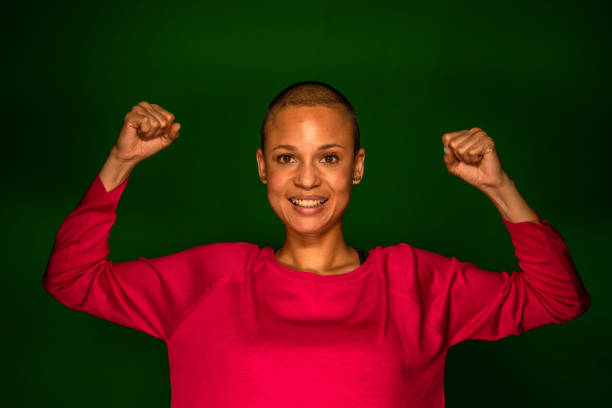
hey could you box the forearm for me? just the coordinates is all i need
[480,173,541,225]
[99,146,139,192]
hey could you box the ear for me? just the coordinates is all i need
[256,148,267,184]
[352,148,365,184]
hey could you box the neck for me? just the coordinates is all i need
[275,221,359,275]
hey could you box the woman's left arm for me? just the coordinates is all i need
[435,128,591,346]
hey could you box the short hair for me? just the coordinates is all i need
[260,81,360,158]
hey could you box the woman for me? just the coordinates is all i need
[43,81,591,407]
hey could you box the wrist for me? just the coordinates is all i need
[480,176,540,224]
[109,145,141,165]
[480,177,514,217]
[99,147,139,192]
[480,172,513,195]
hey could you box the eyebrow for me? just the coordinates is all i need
[271,143,346,152]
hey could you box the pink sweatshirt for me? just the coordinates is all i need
[43,172,590,408]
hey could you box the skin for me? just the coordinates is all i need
[256,104,366,276]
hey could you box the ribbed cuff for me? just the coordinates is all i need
[501,211,563,259]
[79,171,130,206]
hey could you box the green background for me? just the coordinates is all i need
[5,0,610,406]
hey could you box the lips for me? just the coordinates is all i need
[288,198,328,206]
[287,197,328,213]
[288,195,328,200]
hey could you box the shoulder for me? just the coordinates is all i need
[377,242,452,272]
[378,243,454,295]
[159,241,261,283]
[191,241,261,267]
[192,241,259,255]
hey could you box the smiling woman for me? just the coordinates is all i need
[43,81,590,408]
[255,83,366,276]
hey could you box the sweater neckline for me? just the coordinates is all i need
[264,246,377,283]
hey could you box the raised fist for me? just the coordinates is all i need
[114,101,181,163]
[442,127,507,191]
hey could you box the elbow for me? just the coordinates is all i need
[562,273,592,322]
[42,262,58,298]
[525,265,592,324]
[571,290,591,320]
[41,260,92,308]
[42,254,68,299]
[42,271,61,299]
[41,270,86,310]
[553,289,591,323]
[42,265,67,302]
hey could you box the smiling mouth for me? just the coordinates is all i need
[288,198,328,208]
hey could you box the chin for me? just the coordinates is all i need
[287,226,329,237]
[286,217,338,235]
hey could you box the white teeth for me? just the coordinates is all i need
[290,199,327,208]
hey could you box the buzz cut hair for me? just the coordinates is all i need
[260,81,360,158]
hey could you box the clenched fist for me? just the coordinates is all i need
[114,101,181,163]
[442,127,507,191]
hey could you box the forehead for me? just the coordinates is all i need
[267,104,353,147]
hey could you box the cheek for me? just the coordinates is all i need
[330,172,353,191]
[266,176,288,207]
[266,175,284,194]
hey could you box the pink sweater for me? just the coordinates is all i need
[43,172,590,408]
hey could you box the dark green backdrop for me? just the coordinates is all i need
[6,0,610,406]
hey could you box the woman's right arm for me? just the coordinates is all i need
[42,168,205,341]
[43,164,254,341]
[42,102,198,341]
[44,102,256,341]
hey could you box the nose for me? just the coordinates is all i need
[294,162,320,188]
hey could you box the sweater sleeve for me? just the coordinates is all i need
[406,213,591,348]
[42,171,251,341]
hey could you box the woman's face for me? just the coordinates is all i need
[256,104,365,237]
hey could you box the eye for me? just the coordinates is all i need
[322,153,339,164]
[276,154,295,164]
